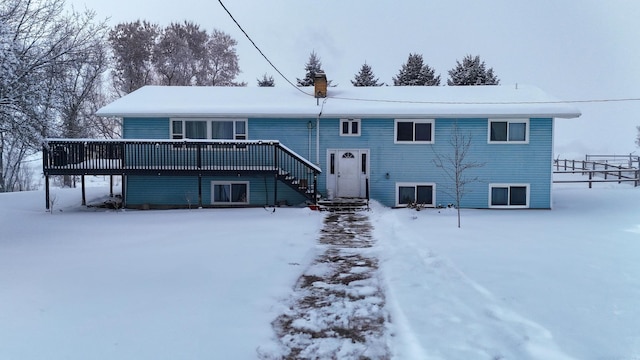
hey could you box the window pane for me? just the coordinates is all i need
[416,185,433,204]
[397,122,413,141]
[508,122,526,141]
[361,153,366,174]
[172,121,183,134]
[490,122,507,141]
[185,121,207,139]
[330,154,335,174]
[491,187,509,205]
[235,121,246,135]
[231,184,247,203]
[398,186,415,204]
[212,121,234,139]
[342,121,349,134]
[510,186,527,205]
[214,184,230,202]
[415,123,431,141]
[351,121,359,135]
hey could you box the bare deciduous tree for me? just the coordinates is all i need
[0,0,109,192]
[199,29,243,86]
[433,122,485,228]
[108,20,159,95]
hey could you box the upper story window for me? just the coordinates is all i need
[340,118,360,136]
[395,119,434,144]
[171,119,247,140]
[488,119,529,143]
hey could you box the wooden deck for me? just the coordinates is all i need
[42,139,321,209]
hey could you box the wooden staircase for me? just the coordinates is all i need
[278,172,317,201]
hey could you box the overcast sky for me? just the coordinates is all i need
[68,0,640,155]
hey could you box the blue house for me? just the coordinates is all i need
[42,77,580,209]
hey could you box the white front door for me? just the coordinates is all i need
[337,150,359,197]
[326,149,369,198]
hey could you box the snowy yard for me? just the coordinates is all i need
[1,179,639,359]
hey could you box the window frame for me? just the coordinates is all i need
[395,182,436,207]
[394,119,434,144]
[340,118,361,137]
[488,183,529,209]
[211,181,250,204]
[171,118,248,141]
[487,119,529,144]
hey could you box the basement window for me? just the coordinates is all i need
[211,182,249,204]
[396,183,435,207]
[489,184,529,208]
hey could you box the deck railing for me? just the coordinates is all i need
[43,139,321,199]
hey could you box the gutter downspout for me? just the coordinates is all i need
[317,98,327,165]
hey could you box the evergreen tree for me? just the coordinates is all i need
[257,73,275,87]
[447,54,500,86]
[393,53,440,86]
[351,62,383,86]
[297,51,331,86]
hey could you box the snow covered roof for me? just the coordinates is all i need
[96,85,581,119]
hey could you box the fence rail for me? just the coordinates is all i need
[553,155,639,188]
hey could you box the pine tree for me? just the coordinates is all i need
[297,51,331,86]
[351,62,383,86]
[447,55,500,86]
[393,53,440,86]
[257,73,275,87]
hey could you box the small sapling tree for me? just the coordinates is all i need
[433,122,484,228]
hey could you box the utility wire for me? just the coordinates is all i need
[325,95,640,105]
[219,0,638,106]
[217,0,311,96]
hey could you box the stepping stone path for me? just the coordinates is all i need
[267,212,390,359]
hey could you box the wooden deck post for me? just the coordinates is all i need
[121,174,126,208]
[198,175,203,208]
[81,175,86,206]
[45,175,50,210]
[274,145,278,206]
[110,175,114,197]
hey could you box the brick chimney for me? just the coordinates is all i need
[314,72,327,98]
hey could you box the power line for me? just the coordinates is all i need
[217,0,311,96]
[216,2,640,107]
[326,95,640,105]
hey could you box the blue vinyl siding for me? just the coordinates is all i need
[123,117,170,139]
[359,117,553,208]
[125,174,307,207]
[122,115,553,209]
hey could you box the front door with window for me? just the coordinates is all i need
[327,149,369,198]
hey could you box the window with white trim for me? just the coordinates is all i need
[211,181,249,204]
[488,119,529,143]
[171,119,247,140]
[340,118,360,136]
[396,183,435,207]
[395,119,434,143]
[489,184,529,208]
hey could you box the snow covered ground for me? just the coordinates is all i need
[1,178,639,359]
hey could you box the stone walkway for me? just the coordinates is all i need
[265,212,390,359]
